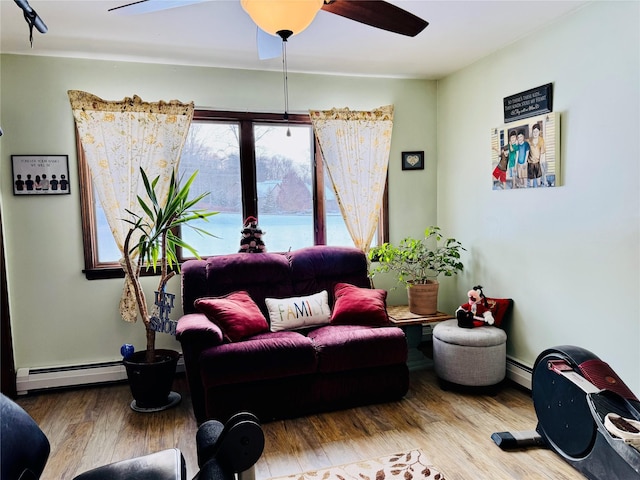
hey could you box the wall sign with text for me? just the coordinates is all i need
[504,83,553,123]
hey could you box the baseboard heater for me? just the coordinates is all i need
[17,355,527,395]
[506,356,533,390]
[16,357,185,395]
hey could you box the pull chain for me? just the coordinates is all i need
[281,37,291,137]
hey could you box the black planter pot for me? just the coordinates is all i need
[123,349,181,412]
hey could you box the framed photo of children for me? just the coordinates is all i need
[11,155,71,195]
[490,112,560,191]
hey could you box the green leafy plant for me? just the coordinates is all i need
[123,167,217,362]
[368,226,465,287]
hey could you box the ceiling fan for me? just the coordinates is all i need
[108,0,428,124]
[108,0,429,45]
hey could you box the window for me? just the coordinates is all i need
[78,110,387,279]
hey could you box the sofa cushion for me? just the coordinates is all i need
[194,291,269,342]
[199,331,317,387]
[308,325,407,372]
[288,246,371,305]
[182,253,295,315]
[265,291,331,332]
[330,283,389,326]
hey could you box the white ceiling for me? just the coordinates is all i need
[0,0,589,79]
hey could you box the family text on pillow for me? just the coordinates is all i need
[266,291,331,332]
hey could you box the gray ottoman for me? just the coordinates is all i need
[433,319,507,390]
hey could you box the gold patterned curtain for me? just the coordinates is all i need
[309,105,394,253]
[67,91,194,322]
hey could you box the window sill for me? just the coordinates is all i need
[83,267,125,280]
[83,266,179,280]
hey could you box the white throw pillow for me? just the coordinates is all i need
[265,291,331,332]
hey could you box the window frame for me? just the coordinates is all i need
[77,110,388,280]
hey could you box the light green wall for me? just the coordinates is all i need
[437,1,640,392]
[0,55,436,369]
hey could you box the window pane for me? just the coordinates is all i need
[96,199,120,263]
[179,121,242,257]
[323,166,352,247]
[254,124,314,252]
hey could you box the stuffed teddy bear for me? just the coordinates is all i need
[456,285,495,328]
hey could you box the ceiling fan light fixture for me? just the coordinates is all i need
[241,0,324,37]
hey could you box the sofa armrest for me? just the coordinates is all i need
[176,313,224,345]
[176,313,225,423]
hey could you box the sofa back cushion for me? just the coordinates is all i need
[288,246,370,306]
[182,252,294,315]
[181,246,370,317]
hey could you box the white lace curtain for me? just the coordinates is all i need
[67,90,194,322]
[309,105,394,253]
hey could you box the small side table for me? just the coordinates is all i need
[387,305,453,371]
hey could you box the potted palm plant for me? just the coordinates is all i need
[368,226,465,315]
[121,167,217,411]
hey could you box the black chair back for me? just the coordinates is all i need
[1,394,51,480]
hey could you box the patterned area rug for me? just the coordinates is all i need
[269,449,445,480]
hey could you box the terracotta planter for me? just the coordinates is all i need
[407,280,439,315]
[123,349,181,412]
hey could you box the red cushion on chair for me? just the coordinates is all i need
[330,283,389,326]
[194,291,268,342]
[485,298,513,328]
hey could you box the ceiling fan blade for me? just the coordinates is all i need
[257,28,282,60]
[321,0,428,37]
[108,0,207,15]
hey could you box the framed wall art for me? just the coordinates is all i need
[11,155,70,195]
[402,151,424,171]
[490,112,560,191]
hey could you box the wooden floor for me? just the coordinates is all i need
[14,369,585,480]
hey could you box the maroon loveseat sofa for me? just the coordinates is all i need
[176,246,409,424]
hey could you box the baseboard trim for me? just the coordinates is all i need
[16,357,184,395]
[16,355,531,394]
[506,356,533,390]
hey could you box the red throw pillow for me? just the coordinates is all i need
[194,291,268,342]
[330,283,390,326]
[485,297,513,328]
